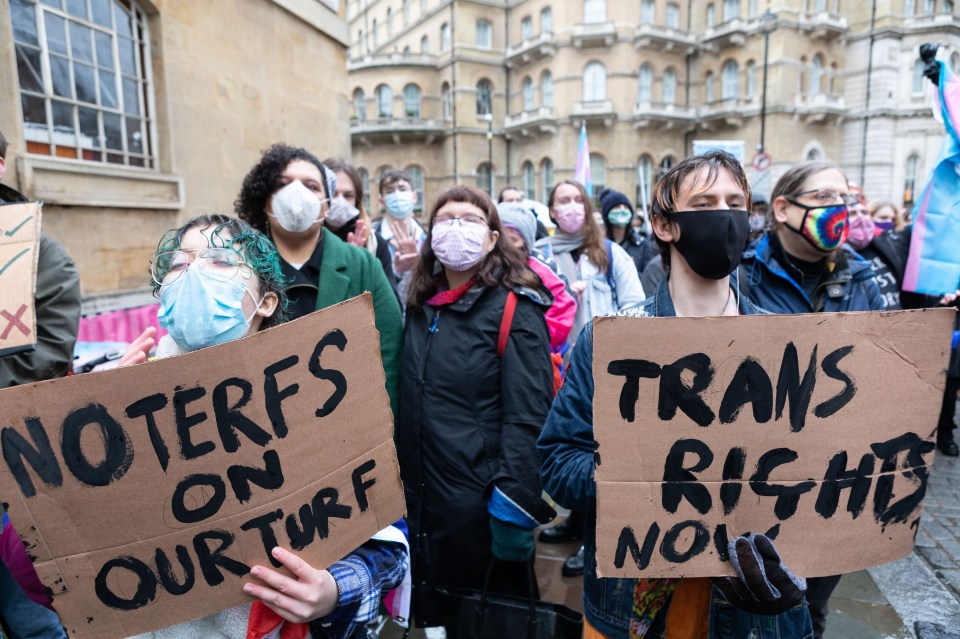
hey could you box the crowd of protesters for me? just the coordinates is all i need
[1,118,959,639]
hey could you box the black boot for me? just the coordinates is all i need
[939,436,959,456]
[937,377,959,456]
[562,545,584,577]
[538,510,584,543]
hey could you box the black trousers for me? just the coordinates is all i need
[806,574,843,639]
[938,375,959,443]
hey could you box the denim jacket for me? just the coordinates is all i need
[537,281,813,639]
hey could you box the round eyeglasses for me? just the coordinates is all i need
[151,248,246,286]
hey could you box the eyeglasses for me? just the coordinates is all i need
[433,214,489,227]
[151,248,247,286]
[792,189,858,208]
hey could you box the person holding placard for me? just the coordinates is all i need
[397,186,557,637]
[538,152,812,639]
[119,214,409,639]
[234,144,402,416]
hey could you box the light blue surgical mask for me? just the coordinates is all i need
[384,191,415,219]
[158,267,260,352]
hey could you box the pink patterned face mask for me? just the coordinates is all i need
[555,202,586,235]
[431,218,490,271]
[846,213,875,250]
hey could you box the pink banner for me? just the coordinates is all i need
[78,303,165,343]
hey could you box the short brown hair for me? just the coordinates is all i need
[407,185,541,308]
[547,180,608,272]
[770,160,846,204]
[379,169,411,195]
[650,151,751,269]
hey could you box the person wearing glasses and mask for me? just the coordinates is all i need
[235,144,402,416]
[740,161,882,639]
[119,215,409,639]
[398,186,557,637]
[740,161,883,317]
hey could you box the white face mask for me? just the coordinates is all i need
[326,196,360,230]
[269,180,322,233]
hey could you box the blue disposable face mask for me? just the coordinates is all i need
[158,267,261,352]
[384,191,415,219]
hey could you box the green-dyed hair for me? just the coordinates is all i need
[152,214,289,329]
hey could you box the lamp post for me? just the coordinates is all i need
[758,10,776,155]
[482,112,494,196]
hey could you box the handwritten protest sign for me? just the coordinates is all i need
[593,308,954,579]
[0,202,41,357]
[0,294,404,638]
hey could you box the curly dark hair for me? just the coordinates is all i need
[235,143,329,234]
[152,214,289,330]
[407,185,542,309]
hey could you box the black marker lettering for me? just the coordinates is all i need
[263,356,300,439]
[775,343,818,432]
[659,353,715,426]
[310,330,349,418]
[720,447,747,515]
[719,357,773,424]
[352,459,377,513]
[311,487,352,539]
[193,530,249,587]
[240,510,284,568]
[661,439,714,515]
[814,346,857,419]
[213,378,272,453]
[815,451,874,519]
[872,433,935,526]
[660,520,710,563]
[1,418,63,498]
[60,403,133,487]
[285,505,316,551]
[94,556,157,610]
[606,359,661,422]
[173,386,214,460]
[749,448,816,520]
[126,394,171,472]
[171,474,226,524]
[227,450,284,503]
[154,544,195,596]
[614,524,659,571]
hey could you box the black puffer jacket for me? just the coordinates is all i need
[398,282,556,626]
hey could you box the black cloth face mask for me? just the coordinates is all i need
[670,209,750,280]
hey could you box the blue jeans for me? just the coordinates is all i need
[0,561,66,639]
[709,595,814,639]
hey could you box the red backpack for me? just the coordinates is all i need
[498,291,564,396]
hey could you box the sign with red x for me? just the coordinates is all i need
[0,202,41,357]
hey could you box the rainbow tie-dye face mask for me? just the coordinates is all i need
[785,200,849,252]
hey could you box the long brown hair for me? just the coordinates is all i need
[407,185,542,309]
[548,180,607,272]
[323,157,372,243]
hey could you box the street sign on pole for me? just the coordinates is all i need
[751,151,772,172]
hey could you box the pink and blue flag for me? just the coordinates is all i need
[573,122,593,197]
[903,59,960,295]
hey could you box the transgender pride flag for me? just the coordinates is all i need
[903,59,960,295]
[573,122,593,197]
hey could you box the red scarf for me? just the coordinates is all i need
[426,278,477,307]
[246,601,308,639]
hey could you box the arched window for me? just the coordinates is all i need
[442,82,452,119]
[706,3,716,27]
[403,45,411,54]
[542,70,554,108]
[746,61,756,98]
[722,59,739,100]
[476,19,492,48]
[477,162,493,194]
[541,6,553,32]
[943,0,954,13]
[521,16,533,40]
[402,0,410,25]
[375,84,393,118]
[659,155,675,178]
[638,64,654,103]
[637,155,654,206]
[403,84,421,119]
[814,0,827,11]
[663,68,677,104]
[584,0,607,23]
[641,0,656,23]
[905,0,916,14]
[590,154,607,195]
[440,22,450,50]
[913,58,926,93]
[421,35,429,53]
[584,62,606,101]
[799,56,809,94]
[476,79,493,115]
[541,158,554,203]
[806,148,821,161]
[666,3,680,28]
[705,71,715,103]
[386,8,393,36]
[358,167,371,211]
[372,18,378,46]
[523,161,535,199]
[406,165,425,213]
[951,52,960,74]
[724,0,740,21]
[811,54,824,95]
[523,77,535,111]
[354,88,366,121]
[904,154,919,204]
[829,62,839,93]
[748,0,759,16]
[924,0,934,13]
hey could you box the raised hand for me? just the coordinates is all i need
[391,219,420,274]
[347,218,369,247]
[118,327,156,367]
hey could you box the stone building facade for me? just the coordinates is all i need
[1,0,350,305]
[347,0,960,218]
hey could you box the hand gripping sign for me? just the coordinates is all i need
[0,294,405,638]
[592,308,955,579]
[0,202,41,357]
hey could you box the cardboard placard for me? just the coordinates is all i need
[0,202,41,357]
[593,308,955,579]
[0,294,405,638]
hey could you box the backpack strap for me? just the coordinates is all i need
[605,239,619,309]
[497,291,518,358]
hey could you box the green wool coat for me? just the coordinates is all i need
[313,228,402,416]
